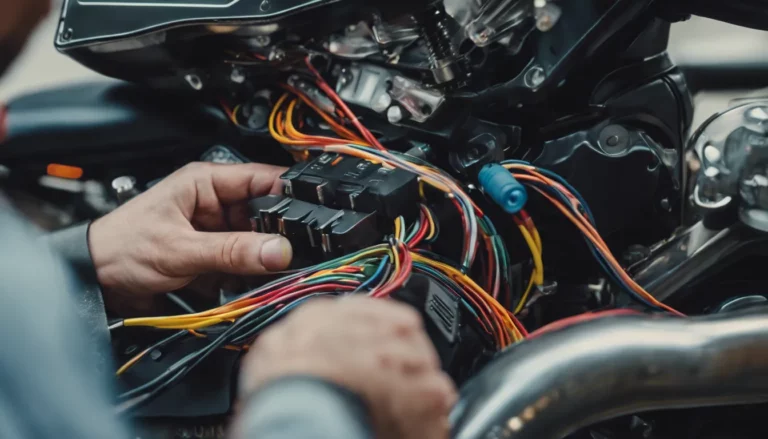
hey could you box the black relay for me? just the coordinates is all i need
[248,153,420,262]
[281,153,420,220]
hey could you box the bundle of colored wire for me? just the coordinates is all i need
[502,161,683,316]
[269,82,484,271]
[114,204,529,416]
[121,244,395,330]
[411,251,526,345]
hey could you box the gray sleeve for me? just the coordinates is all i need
[0,208,130,439]
[234,377,373,439]
[40,222,112,360]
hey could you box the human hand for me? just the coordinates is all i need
[239,296,457,439]
[88,162,292,312]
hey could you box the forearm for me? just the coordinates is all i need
[233,377,373,439]
[40,221,112,358]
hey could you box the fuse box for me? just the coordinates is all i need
[248,153,420,261]
[280,153,420,220]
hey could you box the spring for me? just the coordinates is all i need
[420,6,467,86]
[421,6,455,64]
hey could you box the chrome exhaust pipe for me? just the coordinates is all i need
[451,310,768,439]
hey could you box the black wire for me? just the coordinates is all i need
[130,305,296,411]
[166,293,196,314]
[118,351,198,401]
[117,306,274,411]
[230,307,280,345]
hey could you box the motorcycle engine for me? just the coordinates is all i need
[44,1,765,439]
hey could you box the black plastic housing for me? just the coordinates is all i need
[281,153,420,221]
[249,195,380,260]
[393,274,495,385]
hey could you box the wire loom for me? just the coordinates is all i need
[114,57,683,412]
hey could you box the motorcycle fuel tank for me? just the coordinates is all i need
[55,0,336,48]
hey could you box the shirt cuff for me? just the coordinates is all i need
[236,376,373,439]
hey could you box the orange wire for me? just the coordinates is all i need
[284,99,365,146]
[116,349,149,376]
[282,84,368,144]
[516,178,683,316]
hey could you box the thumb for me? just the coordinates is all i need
[190,232,293,275]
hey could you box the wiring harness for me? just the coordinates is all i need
[113,56,683,412]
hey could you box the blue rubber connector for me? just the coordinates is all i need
[477,163,528,214]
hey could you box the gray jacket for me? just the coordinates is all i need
[0,204,371,439]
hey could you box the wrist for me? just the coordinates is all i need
[87,215,121,293]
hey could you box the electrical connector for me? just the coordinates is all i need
[478,163,527,214]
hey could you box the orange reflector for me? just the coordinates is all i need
[47,163,83,180]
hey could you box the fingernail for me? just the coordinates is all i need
[261,236,293,271]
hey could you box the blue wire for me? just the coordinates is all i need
[508,165,661,309]
[501,159,595,223]
[358,255,390,292]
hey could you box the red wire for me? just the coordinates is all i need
[304,57,387,151]
[527,309,645,340]
[408,214,430,249]
[373,243,412,298]
[507,310,529,337]
[451,197,471,267]
[266,283,358,305]
[485,236,495,297]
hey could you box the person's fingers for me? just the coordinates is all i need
[335,296,424,332]
[227,203,256,231]
[187,231,292,275]
[375,338,441,373]
[175,161,285,205]
[389,372,457,439]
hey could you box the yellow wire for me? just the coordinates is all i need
[518,225,544,285]
[288,87,369,144]
[230,105,241,125]
[116,349,148,376]
[424,206,436,241]
[515,275,536,315]
[411,253,521,343]
[392,241,401,278]
[284,99,369,147]
[532,226,542,253]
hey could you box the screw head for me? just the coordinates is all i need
[387,106,404,124]
[150,349,163,361]
[112,176,136,194]
[62,28,73,41]
[184,74,203,91]
[251,35,271,48]
[524,66,546,88]
[230,68,246,84]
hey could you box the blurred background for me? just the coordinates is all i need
[1,1,768,130]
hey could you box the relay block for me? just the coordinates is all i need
[249,153,420,260]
